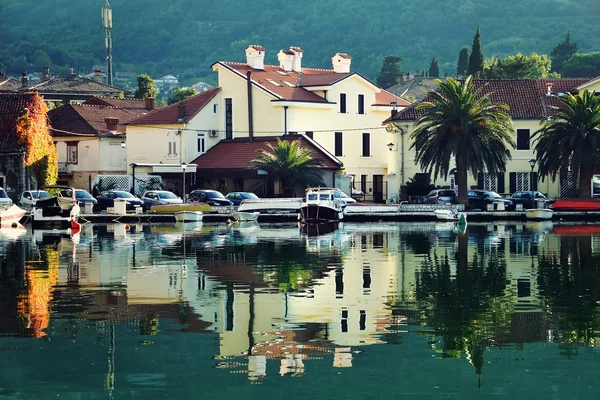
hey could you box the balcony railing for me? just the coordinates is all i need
[58,162,73,175]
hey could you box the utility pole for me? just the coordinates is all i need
[102,0,113,86]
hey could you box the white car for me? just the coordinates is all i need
[0,187,13,205]
[340,191,357,205]
[19,190,51,207]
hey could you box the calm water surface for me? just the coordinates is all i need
[0,221,599,399]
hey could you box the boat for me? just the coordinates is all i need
[525,208,554,220]
[434,209,467,224]
[174,211,204,222]
[150,203,213,214]
[233,211,260,222]
[550,198,600,211]
[236,197,303,214]
[299,187,345,223]
[31,185,80,229]
[0,204,27,228]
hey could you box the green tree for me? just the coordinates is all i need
[457,47,469,77]
[561,52,600,78]
[429,57,440,78]
[376,55,404,88]
[410,76,515,204]
[533,90,600,199]
[482,52,555,79]
[168,87,197,105]
[467,26,484,77]
[249,138,325,197]
[134,74,157,99]
[550,32,578,73]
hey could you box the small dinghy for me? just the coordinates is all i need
[434,209,466,224]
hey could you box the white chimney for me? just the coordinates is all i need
[245,45,267,70]
[332,53,352,73]
[277,50,294,72]
[289,47,303,72]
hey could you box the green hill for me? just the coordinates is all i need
[1,0,598,85]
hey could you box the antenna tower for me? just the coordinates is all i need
[102,0,113,86]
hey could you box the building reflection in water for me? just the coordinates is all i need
[4,220,600,390]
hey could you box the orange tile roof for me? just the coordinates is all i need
[0,92,39,151]
[84,96,164,112]
[191,135,341,170]
[127,87,221,125]
[49,104,144,137]
[375,89,411,107]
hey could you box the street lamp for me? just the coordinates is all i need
[387,142,396,152]
[529,158,536,209]
[181,162,187,202]
[120,141,126,148]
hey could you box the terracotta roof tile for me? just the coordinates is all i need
[0,92,38,151]
[249,45,267,51]
[49,104,142,136]
[191,135,341,170]
[387,78,592,122]
[24,76,125,95]
[298,73,351,87]
[335,53,352,59]
[375,89,411,107]
[127,87,221,125]
[0,78,22,91]
[84,96,164,112]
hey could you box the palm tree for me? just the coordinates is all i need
[533,90,600,198]
[410,76,515,204]
[250,138,325,196]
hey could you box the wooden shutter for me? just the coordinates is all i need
[477,172,484,189]
[532,172,538,191]
[497,173,505,194]
[509,172,517,194]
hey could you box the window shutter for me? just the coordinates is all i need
[532,172,538,191]
[509,172,517,194]
[497,173,505,194]
[477,172,484,189]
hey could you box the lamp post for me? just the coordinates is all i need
[181,162,187,202]
[130,163,137,195]
[529,158,536,209]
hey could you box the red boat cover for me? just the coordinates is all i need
[551,198,600,211]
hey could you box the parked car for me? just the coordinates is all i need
[59,189,98,208]
[19,190,51,207]
[423,189,459,205]
[468,189,514,211]
[140,190,182,210]
[95,190,144,212]
[509,191,554,209]
[0,187,13,205]
[190,189,233,206]
[225,191,258,206]
[340,191,357,206]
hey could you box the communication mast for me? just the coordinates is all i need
[102,0,113,86]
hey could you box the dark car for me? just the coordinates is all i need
[423,189,458,205]
[509,191,554,209]
[60,189,98,207]
[189,189,233,206]
[96,190,144,212]
[467,189,514,211]
[225,191,259,206]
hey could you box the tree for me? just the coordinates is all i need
[168,87,197,105]
[533,90,600,199]
[376,55,404,88]
[482,52,555,79]
[550,32,578,73]
[134,74,157,99]
[410,76,515,204]
[457,47,469,77]
[249,138,325,197]
[428,57,440,78]
[561,52,600,78]
[467,26,484,77]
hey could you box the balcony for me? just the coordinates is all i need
[58,162,73,176]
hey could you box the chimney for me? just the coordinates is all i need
[332,53,352,73]
[289,47,303,72]
[391,101,398,117]
[245,45,266,70]
[145,89,155,111]
[277,50,294,72]
[68,68,77,80]
[177,103,187,121]
[41,66,50,80]
[105,117,119,132]
[21,72,28,87]
[93,69,103,83]
[546,83,553,96]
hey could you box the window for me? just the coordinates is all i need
[362,132,370,157]
[305,131,313,139]
[361,174,367,195]
[212,103,219,116]
[168,141,177,156]
[516,129,530,150]
[334,132,343,156]
[339,93,346,113]
[66,142,78,164]
[225,98,233,139]
[358,94,365,114]
[197,133,205,153]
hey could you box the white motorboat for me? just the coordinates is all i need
[32,185,80,229]
[525,208,554,220]
[233,211,260,222]
[174,211,204,222]
[236,197,303,213]
[434,209,466,223]
[0,204,27,228]
[300,187,345,223]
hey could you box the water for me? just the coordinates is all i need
[1,221,599,399]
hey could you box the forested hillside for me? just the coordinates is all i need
[1,0,599,85]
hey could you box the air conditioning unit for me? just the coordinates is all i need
[209,129,218,137]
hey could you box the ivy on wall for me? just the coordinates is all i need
[15,94,58,186]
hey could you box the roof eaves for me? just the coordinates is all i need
[215,62,282,100]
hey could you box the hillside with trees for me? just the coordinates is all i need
[0,0,599,86]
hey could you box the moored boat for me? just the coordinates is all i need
[299,187,344,223]
[174,211,204,222]
[31,185,80,229]
[236,198,303,214]
[551,198,600,211]
[525,208,554,220]
[434,209,461,221]
[233,211,260,222]
[0,204,27,228]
